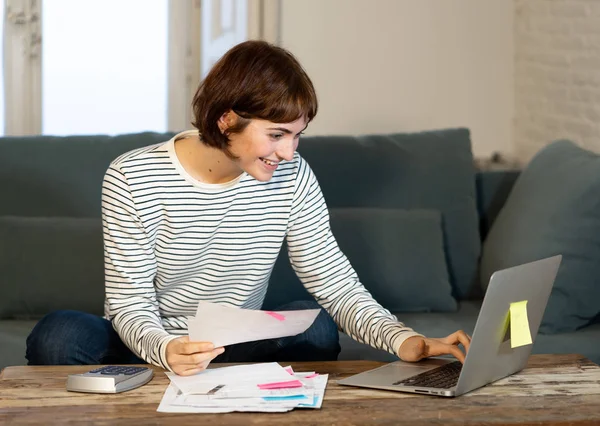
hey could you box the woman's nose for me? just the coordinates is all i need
[276,138,295,161]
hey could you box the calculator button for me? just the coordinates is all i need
[95,366,147,375]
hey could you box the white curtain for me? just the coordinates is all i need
[3,0,41,136]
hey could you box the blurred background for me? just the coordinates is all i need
[3,0,600,164]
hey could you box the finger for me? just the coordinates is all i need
[171,360,199,376]
[454,331,471,354]
[168,355,204,367]
[443,330,471,351]
[187,348,224,372]
[211,347,225,359]
[445,344,466,364]
[192,347,225,364]
[178,341,216,355]
[207,347,225,362]
[173,335,216,352]
[169,350,219,366]
[176,365,208,377]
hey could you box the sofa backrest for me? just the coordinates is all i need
[264,128,483,308]
[1,129,514,319]
[475,169,521,241]
[0,132,174,218]
[0,132,174,319]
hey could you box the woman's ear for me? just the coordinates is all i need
[218,110,235,134]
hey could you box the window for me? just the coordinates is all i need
[2,0,278,137]
[41,0,169,135]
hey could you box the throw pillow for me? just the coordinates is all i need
[328,208,457,312]
[298,129,480,300]
[480,140,600,333]
[0,216,105,319]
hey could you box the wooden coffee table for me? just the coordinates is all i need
[1,354,600,425]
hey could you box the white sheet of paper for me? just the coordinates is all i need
[165,362,295,395]
[157,384,297,413]
[198,386,314,400]
[157,365,329,414]
[172,392,313,407]
[187,301,320,348]
[297,375,328,409]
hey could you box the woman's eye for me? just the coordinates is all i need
[295,132,304,139]
[270,134,284,140]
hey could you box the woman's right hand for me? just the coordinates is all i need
[166,336,225,376]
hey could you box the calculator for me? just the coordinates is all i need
[66,365,154,394]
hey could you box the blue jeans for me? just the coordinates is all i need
[26,300,341,366]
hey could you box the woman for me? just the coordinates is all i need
[26,40,470,376]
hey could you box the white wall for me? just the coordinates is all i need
[280,0,514,159]
[514,0,600,163]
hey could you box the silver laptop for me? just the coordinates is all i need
[338,255,562,397]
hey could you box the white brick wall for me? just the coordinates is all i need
[515,0,600,163]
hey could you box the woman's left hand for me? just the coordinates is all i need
[398,330,471,364]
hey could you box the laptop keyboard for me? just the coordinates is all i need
[393,361,462,389]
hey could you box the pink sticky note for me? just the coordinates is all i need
[257,379,303,389]
[265,311,286,321]
[284,366,294,375]
[304,373,319,379]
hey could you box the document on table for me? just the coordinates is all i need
[157,362,328,413]
[187,301,320,348]
[166,362,295,395]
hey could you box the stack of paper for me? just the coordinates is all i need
[157,362,328,413]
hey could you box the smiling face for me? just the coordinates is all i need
[192,41,318,183]
[223,113,308,182]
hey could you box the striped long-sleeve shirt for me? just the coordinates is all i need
[101,130,421,370]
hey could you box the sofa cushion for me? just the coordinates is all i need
[328,208,457,312]
[480,140,600,334]
[298,128,480,299]
[0,132,174,218]
[0,320,37,369]
[0,216,105,319]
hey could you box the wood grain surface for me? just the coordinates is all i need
[1,354,599,425]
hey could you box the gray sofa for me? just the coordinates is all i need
[1,128,599,371]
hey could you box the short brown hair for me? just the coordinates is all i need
[191,40,318,151]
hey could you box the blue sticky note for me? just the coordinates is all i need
[262,395,307,402]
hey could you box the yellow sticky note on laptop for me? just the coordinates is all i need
[510,300,532,348]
